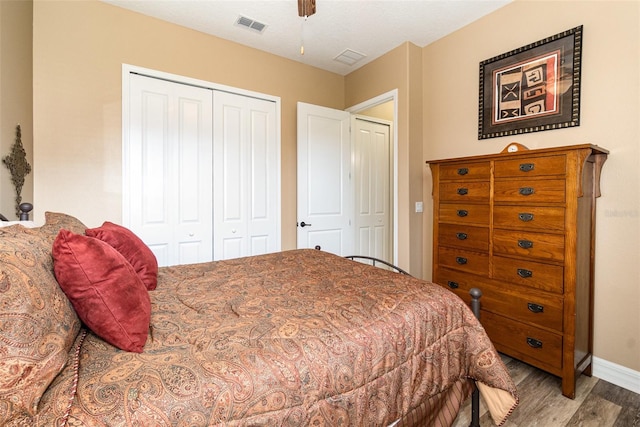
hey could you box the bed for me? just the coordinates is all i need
[0,212,518,426]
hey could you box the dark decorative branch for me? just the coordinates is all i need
[3,125,32,218]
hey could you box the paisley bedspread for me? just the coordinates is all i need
[17,249,517,426]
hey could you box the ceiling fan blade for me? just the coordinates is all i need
[298,0,316,17]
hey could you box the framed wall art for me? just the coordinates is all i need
[478,25,583,140]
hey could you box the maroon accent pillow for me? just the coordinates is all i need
[85,222,158,290]
[52,230,150,353]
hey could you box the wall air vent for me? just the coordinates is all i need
[235,15,267,34]
[334,49,367,66]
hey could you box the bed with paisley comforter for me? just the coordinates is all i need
[1,213,518,427]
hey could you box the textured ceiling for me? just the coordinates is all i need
[102,0,513,75]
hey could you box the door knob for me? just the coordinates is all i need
[299,221,312,227]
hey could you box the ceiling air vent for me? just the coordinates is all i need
[334,49,367,66]
[235,15,267,34]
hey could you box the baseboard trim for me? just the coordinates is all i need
[593,356,640,395]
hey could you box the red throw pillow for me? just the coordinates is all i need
[52,230,150,353]
[85,221,158,290]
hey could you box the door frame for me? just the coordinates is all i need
[121,64,282,251]
[346,89,399,265]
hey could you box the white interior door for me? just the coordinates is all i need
[213,91,279,260]
[126,73,213,266]
[353,117,392,262]
[297,102,353,255]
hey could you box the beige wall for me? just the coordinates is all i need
[32,0,344,251]
[0,0,33,220]
[359,101,394,122]
[422,0,640,372]
[32,1,425,274]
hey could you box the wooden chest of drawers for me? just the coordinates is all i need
[427,144,608,398]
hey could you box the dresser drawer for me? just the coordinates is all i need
[438,247,489,275]
[438,224,489,251]
[492,255,564,294]
[435,268,564,332]
[494,155,566,178]
[440,181,490,202]
[494,179,565,204]
[434,268,477,298]
[482,311,562,373]
[439,162,491,181]
[493,229,565,262]
[439,204,490,225]
[493,206,565,232]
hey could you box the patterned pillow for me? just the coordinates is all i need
[0,224,81,423]
[39,212,88,244]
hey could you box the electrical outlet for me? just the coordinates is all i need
[415,201,423,213]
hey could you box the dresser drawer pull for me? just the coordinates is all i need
[457,209,468,217]
[457,187,469,196]
[519,187,535,196]
[518,213,534,222]
[455,257,468,265]
[456,232,468,240]
[519,163,535,172]
[517,268,533,278]
[527,303,544,313]
[526,337,543,349]
[518,239,534,249]
[447,281,459,289]
[457,167,469,175]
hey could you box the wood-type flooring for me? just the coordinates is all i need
[453,355,640,427]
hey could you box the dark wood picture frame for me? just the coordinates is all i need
[478,26,583,140]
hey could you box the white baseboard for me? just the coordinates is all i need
[593,356,640,395]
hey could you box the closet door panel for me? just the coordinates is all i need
[215,100,246,260]
[140,90,168,226]
[214,91,278,260]
[251,110,269,221]
[176,96,213,265]
[247,103,278,256]
[126,74,213,267]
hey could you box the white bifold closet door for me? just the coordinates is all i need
[127,74,213,266]
[212,91,279,261]
[125,73,279,266]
